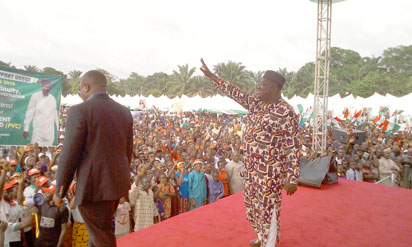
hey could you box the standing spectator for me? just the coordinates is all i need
[114,197,131,238]
[346,161,363,181]
[205,170,225,203]
[33,188,68,247]
[217,161,230,196]
[175,162,190,214]
[68,182,89,247]
[378,148,399,186]
[225,152,245,194]
[156,173,176,220]
[188,160,207,210]
[129,176,158,231]
[0,161,26,247]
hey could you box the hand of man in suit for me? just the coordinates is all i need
[285,179,297,196]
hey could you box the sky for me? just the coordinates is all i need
[0,0,411,79]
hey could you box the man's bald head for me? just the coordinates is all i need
[81,70,107,87]
[78,70,107,101]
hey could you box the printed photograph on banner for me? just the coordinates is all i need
[0,66,62,146]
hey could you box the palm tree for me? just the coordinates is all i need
[248,70,264,94]
[172,64,196,95]
[24,65,40,73]
[68,70,82,79]
[185,76,217,97]
[356,56,381,80]
[68,70,83,95]
[213,61,252,92]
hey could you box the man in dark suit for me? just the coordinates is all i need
[53,70,133,247]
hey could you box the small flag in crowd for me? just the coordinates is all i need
[372,114,383,125]
[343,108,349,120]
[297,104,304,114]
[379,120,400,132]
[331,117,343,127]
[351,109,362,122]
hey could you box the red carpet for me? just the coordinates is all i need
[118,179,412,247]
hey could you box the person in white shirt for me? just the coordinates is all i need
[23,79,59,147]
[346,161,363,182]
[378,148,400,186]
[225,152,246,194]
[0,161,33,247]
[114,197,131,238]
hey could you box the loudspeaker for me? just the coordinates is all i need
[332,129,366,145]
[297,156,337,188]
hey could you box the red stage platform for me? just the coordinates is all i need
[118,179,412,247]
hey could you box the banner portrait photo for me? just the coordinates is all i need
[0,66,62,146]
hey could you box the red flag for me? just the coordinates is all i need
[372,114,382,125]
[344,108,349,119]
[380,120,389,132]
[333,117,343,122]
[352,110,362,119]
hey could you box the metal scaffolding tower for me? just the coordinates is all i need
[312,0,332,154]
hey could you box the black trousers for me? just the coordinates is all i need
[79,200,119,247]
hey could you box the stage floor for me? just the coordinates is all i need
[118,179,412,247]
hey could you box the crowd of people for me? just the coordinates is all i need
[1,104,411,247]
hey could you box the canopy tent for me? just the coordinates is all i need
[62,93,412,117]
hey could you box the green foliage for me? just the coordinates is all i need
[24,65,40,73]
[214,61,254,93]
[2,44,411,98]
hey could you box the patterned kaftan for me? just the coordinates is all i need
[212,78,300,247]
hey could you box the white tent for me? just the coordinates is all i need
[61,92,412,117]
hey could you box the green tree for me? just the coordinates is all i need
[329,47,363,96]
[286,62,315,98]
[68,70,83,95]
[97,69,125,96]
[144,72,170,97]
[276,68,295,98]
[24,65,40,73]
[0,60,12,68]
[247,70,264,94]
[214,61,253,93]
[185,75,218,97]
[172,64,196,96]
[347,71,380,97]
[124,72,145,96]
[380,45,412,74]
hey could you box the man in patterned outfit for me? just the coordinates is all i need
[200,59,300,247]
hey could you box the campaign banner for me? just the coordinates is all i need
[0,66,62,146]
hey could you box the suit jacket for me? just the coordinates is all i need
[55,93,133,205]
